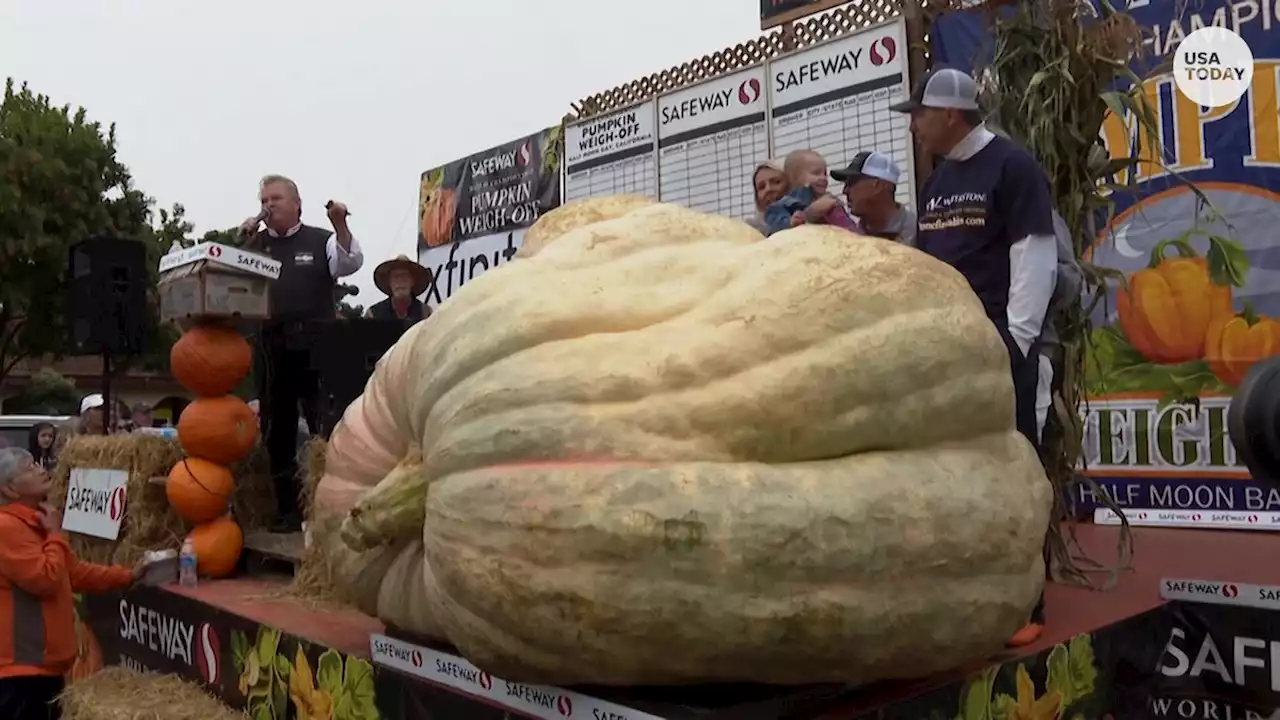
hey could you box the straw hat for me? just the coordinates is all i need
[374,255,431,297]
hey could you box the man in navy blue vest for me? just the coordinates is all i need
[892,68,1058,647]
[239,174,365,532]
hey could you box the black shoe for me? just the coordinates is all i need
[270,513,302,534]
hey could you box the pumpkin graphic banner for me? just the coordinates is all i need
[416,126,563,309]
[931,0,1280,523]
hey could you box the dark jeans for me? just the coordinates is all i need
[0,675,64,720]
[255,323,322,524]
[1000,325,1049,623]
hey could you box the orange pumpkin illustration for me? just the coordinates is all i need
[420,187,457,248]
[1204,306,1280,387]
[1117,254,1232,364]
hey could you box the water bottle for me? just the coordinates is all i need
[179,537,198,588]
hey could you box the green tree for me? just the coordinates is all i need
[337,301,364,320]
[5,368,80,415]
[0,78,183,381]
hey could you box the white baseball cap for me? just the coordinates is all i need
[80,393,104,414]
[831,151,902,185]
[890,68,980,113]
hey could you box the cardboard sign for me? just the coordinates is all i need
[63,468,129,540]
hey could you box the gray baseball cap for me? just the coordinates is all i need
[889,68,980,113]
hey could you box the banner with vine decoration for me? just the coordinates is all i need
[930,0,1280,521]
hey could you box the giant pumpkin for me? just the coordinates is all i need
[166,458,235,524]
[170,324,253,398]
[311,197,1053,686]
[178,396,258,465]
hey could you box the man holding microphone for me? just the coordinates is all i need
[238,174,364,533]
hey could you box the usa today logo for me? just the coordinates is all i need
[1173,27,1254,108]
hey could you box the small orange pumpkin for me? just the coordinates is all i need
[188,516,244,578]
[166,458,235,524]
[171,324,253,398]
[178,396,258,465]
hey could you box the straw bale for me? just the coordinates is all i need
[60,666,246,720]
[50,435,279,566]
[230,442,275,531]
[51,435,187,566]
[289,438,348,605]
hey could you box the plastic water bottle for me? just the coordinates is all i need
[179,537,198,588]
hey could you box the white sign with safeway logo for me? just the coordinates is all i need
[158,242,282,280]
[1094,507,1280,531]
[370,634,665,720]
[1161,578,1280,611]
[62,468,129,541]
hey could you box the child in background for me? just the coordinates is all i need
[762,150,856,236]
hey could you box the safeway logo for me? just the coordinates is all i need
[868,36,897,66]
[517,140,532,167]
[1222,584,1239,598]
[108,486,127,522]
[1136,511,1148,520]
[1248,514,1259,523]
[410,649,423,668]
[195,622,221,685]
[557,695,573,716]
[1191,513,1202,522]
[737,78,762,105]
[208,245,222,258]
[478,671,493,690]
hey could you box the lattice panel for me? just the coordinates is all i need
[570,0,918,120]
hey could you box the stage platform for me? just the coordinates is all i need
[80,524,1280,719]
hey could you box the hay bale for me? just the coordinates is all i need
[290,438,347,604]
[52,435,187,566]
[51,435,279,565]
[60,666,246,719]
[230,442,275,531]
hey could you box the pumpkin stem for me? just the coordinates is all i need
[1242,301,1261,325]
[1148,237,1198,268]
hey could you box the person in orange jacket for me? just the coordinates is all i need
[0,447,144,720]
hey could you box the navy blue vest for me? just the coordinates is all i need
[255,225,334,322]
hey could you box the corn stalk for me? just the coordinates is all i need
[965,0,1175,588]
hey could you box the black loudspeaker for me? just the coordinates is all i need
[66,237,149,355]
[314,319,406,438]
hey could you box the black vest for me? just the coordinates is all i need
[256,225,334,322]
[369,297,428,331]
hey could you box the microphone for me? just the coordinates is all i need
[240,206,270,236]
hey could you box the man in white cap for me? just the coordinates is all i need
[892,67,1058,647]
[828,151,916,246]
[366,255,432,330]
[77,394,107,436]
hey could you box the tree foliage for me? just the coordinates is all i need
[337,301,364,320]
[5,368,80,416]
[0,78,189,381]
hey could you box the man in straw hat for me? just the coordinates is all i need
[366,254,432,328]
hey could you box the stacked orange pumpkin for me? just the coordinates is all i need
[166,324,257,578]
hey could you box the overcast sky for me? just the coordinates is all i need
[2,0,760,300]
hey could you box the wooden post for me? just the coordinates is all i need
[903,0,934,190]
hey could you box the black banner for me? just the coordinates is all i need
[417,126,563,249]
[83,585,381,720]
[759,0,841,28]
[1125,601,1280,719]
